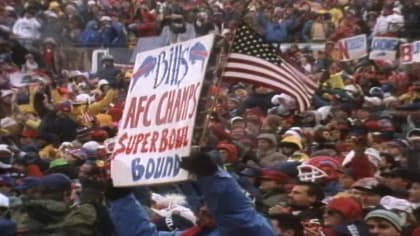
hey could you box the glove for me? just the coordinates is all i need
[128,23,138,30]
[104,180,131,201]
[180,151,218,176]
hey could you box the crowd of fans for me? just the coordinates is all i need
[1,0,420,235]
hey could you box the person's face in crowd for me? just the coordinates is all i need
[288,185,316,207]
[338,174,355,190]
[103,59,114,67]
[245,111,260,121]
[232,120,246,129]
[260,179,283,191]
[281,145,295,156]
[218,148,229,163]
[409,182,420,203]
[329,129,341,141]
[246,121,261,137]
[379,144,401,157]
[231,127,246,140]
[0,184,11,194]
[19,136,33,145]
[354,108,370,121]
[24,12,34,19]
[367,218,400,236]
[383,176,408,190]
[257,138,272,151]
[328,63,341,74]
[382,7,393,16]
[323,208,344,227]
[215,104,227,115]
[226,100,238,110]
[196,206,216,228]
[233,88,248,99]
[360,191,382,208]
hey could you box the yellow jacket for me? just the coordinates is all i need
[39,144,58,160]
[72,89,119,126]
[398,91,420,104]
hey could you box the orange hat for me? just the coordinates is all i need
[217,143,239,164]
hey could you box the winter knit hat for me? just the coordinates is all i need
[217,143,239,163]
[365,209,403,232]
[327,197,363,221]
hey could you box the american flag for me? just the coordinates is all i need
[222,24,318,112]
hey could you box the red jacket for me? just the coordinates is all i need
[136,10,157,37]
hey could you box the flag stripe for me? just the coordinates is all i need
[226,54,313,100]
[281,60,317,90]
[222,24,318,111]
[224,60,311,108]
[223,68,308,109]
[223,71,307,110]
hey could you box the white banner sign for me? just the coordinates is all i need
[111,34,215,186]
[369,37,400,61]
[337,34,367,61]
[400,41,420,64]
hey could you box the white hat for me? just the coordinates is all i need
[392,8,401,14]
[230,116,244,124]
[0,144,12,157]
[380,196,414,213]
[364,96,382,106]
[82,141,100,152]
[5,6,15,12]
[73,93,93,104]
[364,148,382,168]
[98,79,109,87]
[0,117,17,129]
[100,16,112,22]
[1,90,13,97]
[44,10,58,18]
[222,29,231,35]
[87,0,96,5]
[0,193,9,208]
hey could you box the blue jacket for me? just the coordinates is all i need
[257,11,292,43]
[0,218,16,236]
[108,170,275,236]
[79,21,101,47]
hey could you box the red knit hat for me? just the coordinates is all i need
[260,169,289,184]
[217,143,239,164]
[327,197,362,221]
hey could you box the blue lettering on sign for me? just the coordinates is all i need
[414,42,420,54]
[346,37,365,50]
[371,39,399,50]
[131,155,182,181]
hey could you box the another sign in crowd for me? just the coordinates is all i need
[2,0,420,236]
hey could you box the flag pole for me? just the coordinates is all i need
[197,0,254,147]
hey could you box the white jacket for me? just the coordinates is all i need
[12,17,41,39]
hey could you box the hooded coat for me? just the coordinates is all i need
[255,133,287,167]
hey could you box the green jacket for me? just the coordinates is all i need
[12,199,97,236]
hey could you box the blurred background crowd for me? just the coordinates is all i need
[1,0,420,236]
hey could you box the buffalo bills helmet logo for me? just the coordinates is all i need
[130,56,157,91]
[189,42,209,71]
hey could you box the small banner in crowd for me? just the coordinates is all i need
[337,34,367,61]
[400,41,420,64]
[111,34,215,186]
[369,37,400,61]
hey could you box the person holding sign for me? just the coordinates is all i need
[106,151,277,236]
